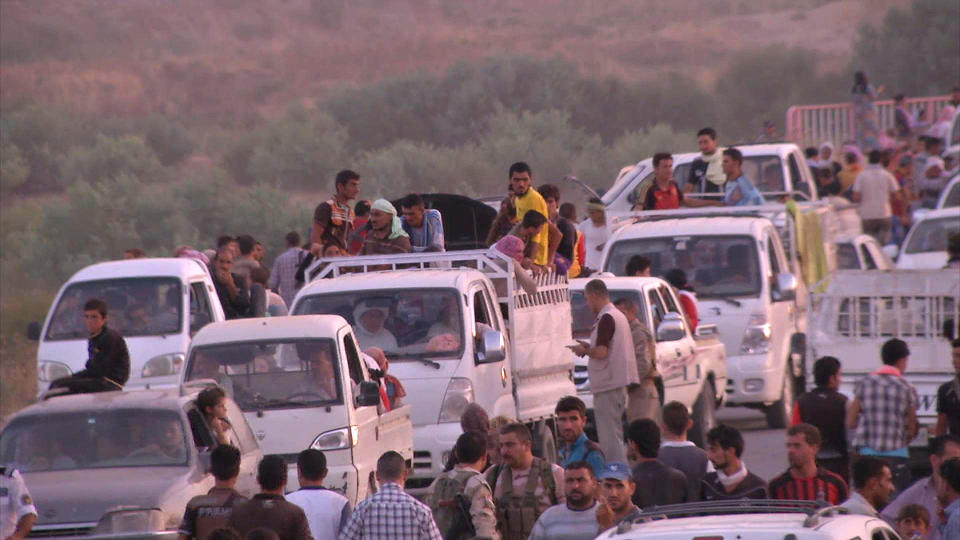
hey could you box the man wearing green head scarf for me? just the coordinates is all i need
[360,199,412,255]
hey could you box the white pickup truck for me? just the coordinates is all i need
[600,210,806,428]
[568,277,727,446]
[291,250,577,493]
[181,315,413,505]
[28,258,226,394]
[806,269,959,469]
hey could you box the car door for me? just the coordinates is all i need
[656,284,699,404]
[469,283,511,410]
[342,330,379,501]
[189,281,214,336]
[647,286,680,383]
[764,232,793,354]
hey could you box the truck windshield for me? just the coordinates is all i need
[570,290,647,339]
[184,338,343,411]
[294,288,464,358]
[904,216,960,254]
[605,235,762,299]
[0,409,189,471]
[46,278,182,340]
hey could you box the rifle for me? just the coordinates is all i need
[443,493,477,540]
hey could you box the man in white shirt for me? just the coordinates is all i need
[576,198,609,272]
[852,150,901,245]
[286,449,352,539]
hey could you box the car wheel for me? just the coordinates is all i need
[764,363,794,429]
[690,380,717,448]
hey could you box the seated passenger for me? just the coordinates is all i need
[190,351,235,397]
[353,303,398,351]
[128,418,187,463]
[715,245,754,287]
[153,287,181,333]
[295,342,338,401]
[427,297,460,343]
[125,303,151,335]
[197,386,233,447]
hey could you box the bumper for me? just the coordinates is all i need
[723,353,781,404]
[28,527,176,539]
[286,461,358,501]
[404,422,463,495]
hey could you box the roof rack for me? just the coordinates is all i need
[617,499,837,533]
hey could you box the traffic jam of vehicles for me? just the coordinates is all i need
[3,104,959,540]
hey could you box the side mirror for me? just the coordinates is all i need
[477,329,506,364]
[656,313,686,342]
[881,244,899,261]
[27,321,40,341]
[357,381,381,407]
[772,272,798,302]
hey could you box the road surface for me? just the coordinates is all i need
[717,406,787,482]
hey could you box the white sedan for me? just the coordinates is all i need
[895,207,960,269]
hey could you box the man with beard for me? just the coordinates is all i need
[528,462,600,540]
[768,424,848,504]
[555,396,604,478]
[841,457,896,517]
[360,199,412,255]
[700,424,767,501]
[594,462,641,532]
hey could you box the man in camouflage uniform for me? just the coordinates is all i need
[426,432,498,540]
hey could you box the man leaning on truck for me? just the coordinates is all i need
[48,298,130,395]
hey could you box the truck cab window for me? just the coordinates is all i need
[343,334,364,385]
[190,282,212,334]
[473,290,491,327]
[647,289,666,329]
[859,243,878,270]
[788,153,809,199]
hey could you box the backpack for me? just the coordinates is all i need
[429,469,478,540]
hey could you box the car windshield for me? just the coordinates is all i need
[0,409,188,471]
[185,339,343,412]
[46,278,182,340]
[571,290,647,339]
[676,155,785,194]
[605,235,762,298]
[294,288,464,358]
[836,243,861,270]
[904,216,960,254]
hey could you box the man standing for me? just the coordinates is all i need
[721,148,766,207]
[627,419,688,508]
[178,445,248,540]
[555,396,605,478]
[227,455,312,540]
[936,339,960,436]
[0,465,36,540]
[594,462,642,531]
[685,128,726,194]
[847,338,919,492]
[232,234,261,286]
[268,232,304,308]
[312,169,359,249]
[425,432,498,540]
[400,194,445,253]
[540,184,577,271]
[894,94,914,141]
[342,451,441,540]
[347,200,371,255]
[285,449,352,540]
[577,198,609,272]
[883,435,960,540]
[49,298,130,394]
[658,401,712,502]
[613,297,659,423]
[569,280,638,463]
[528,462,600,540]
[701,424,768,500]
[486,423,565,540]
[360,199,412,255]
[937,458,960,540]
[852,150,901,245]
[840,457,896,517]
[642,153,717,211]
[509,162,556,270]
[768,424,849,505]
[209,248,251,320]
[792,356,850,482]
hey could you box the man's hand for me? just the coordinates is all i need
[595,495,614,530]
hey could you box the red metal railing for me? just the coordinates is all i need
[785,95,951,149]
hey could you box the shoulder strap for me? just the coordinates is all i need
[523,458,542,497]
[486,463,502,496]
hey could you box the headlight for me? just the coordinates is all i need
[94,508,165,534]
[740,313,772,354]
[311,426,358,450]
[37,361,72,382]
[438,377,474,423]
[141,353,185,378]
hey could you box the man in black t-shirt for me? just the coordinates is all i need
[228,455,312,540]
[792,356,850,483]
[936,340,960,436]
[49,298,130,394]
[539,183,577,266]
[179,445,248,540]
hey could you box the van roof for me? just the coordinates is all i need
[12,389,189,418]
[67,258,210,283]
[297,269,486,298]
[610,215,772,241]
[190,315,349,346]
[568,276,669,290]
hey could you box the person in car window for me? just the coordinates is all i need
[353,303,398,351]
[295,343,338,401]
[129,418,187,463]
[197,386,234,447]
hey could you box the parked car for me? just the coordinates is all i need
[937,174,960,209]
[894,207,960,269]
[0,388,261,539]
[833,234,893,270]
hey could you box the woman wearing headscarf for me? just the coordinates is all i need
[851,72,882,150]
[490,235,538,296]
[360,198,412,255]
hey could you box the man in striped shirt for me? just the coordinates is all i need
[769,424,849,505]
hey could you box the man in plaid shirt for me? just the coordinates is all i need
[847,339,919,493]
[341,451,441,540]
[267,231,305,308]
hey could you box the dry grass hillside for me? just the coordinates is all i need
[0,0,908,120]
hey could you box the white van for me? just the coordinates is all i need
[894,207,960,269]
[29,258,225,394]
[181,315,413,505]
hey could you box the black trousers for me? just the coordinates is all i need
[49,370,121,395]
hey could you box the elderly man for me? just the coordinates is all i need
[361,199,412,255]
[353,303,398,351]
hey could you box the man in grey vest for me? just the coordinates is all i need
[570,280,639,464]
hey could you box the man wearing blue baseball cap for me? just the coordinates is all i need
[595,462,642,531]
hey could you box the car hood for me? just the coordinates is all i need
[24,466,201,525]
[896,252,947,270]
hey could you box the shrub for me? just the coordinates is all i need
[59,134,163,187]
[247,107,349,189]
[0,142,29,195]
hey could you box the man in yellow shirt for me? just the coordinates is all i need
[509,162,554,268]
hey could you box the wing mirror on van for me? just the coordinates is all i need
[881,244,899,261]
[772,272,798,302]
[27,321,40,341]
[656,313,686,342]
[476,329,506,364]
[357,381,381,407]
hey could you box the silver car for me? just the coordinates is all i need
[0,389,261,539]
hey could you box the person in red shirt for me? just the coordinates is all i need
[641,153,719,211]
[769,423,848,504]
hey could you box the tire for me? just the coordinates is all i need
[764,363,795,429]
[690,380,717,448]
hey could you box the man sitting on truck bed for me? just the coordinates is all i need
[48,298,130,395]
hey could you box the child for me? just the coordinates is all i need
[895,503,930,540]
